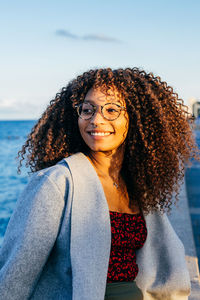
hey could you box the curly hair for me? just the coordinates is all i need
[17,67,200,215]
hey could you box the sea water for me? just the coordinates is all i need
[0,120,36,245]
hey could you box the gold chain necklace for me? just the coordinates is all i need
[113,182,119,189]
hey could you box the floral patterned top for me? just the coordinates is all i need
[106,211,147,283]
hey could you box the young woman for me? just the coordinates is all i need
[0,68,199,300]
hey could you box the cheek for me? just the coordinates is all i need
[118,118,129,140]
[78,119,90,145]
[78,119,81,130]
[78,119,84,134]
[78,119,85,141]
[121,126,129,143]
[124,115,129,136]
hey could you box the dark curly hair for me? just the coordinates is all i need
[17,67,200,215]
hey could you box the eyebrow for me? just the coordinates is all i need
[83,99,122,104]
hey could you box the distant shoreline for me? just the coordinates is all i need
[0,119,37,122]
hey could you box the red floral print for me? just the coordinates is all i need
[107,211,147,283]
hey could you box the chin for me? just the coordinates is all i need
[89,147,113,152]
[82,138,125,153]
[86,143,119,153]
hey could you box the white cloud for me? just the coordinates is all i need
[0,98,16,109]
[0,98,43,119]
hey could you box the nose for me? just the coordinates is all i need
[90,107,105,125]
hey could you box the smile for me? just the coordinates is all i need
[90,132,111,136]
[89,132,112,136]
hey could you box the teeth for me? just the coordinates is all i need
[90,132,111,136]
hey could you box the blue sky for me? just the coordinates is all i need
[0,0,199,119]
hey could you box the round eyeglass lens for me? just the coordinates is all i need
[102,103,121,120]
[78,103,94,120]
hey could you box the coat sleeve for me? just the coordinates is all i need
[0,170,66,300]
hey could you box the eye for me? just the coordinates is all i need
[81,104,93,115]
[105,104,120,115]
[82,108,92,113]
[107,108,118,113]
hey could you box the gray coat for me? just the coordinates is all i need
[0,152,191,300]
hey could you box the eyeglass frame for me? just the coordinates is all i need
[75,102,127,121]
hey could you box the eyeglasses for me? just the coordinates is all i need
[75,102,126,121]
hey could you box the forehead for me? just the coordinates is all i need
[84,87,125,105]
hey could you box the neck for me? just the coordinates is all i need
[87,146,125,180]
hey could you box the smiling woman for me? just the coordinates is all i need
[0,67,200,300]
